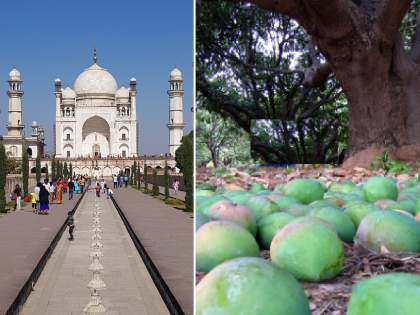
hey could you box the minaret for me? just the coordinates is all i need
[167,65,185,157]
[6,66,24,136]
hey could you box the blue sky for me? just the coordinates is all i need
[0,0,193,155]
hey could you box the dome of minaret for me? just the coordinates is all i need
[9,66,21,81]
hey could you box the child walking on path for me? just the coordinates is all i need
[67,212,74,241]
[96,183,101,197]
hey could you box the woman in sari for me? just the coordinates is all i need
[55,181,63,204]
[74,180,80,194]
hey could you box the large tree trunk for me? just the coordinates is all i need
[323,36,420,161]
[209,0,419,161]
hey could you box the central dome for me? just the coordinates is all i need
[73,63,118,95]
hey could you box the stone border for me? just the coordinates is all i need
[110,196,184,315]
[6,189,87,315]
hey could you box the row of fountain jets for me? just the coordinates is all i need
[84,195,107,314]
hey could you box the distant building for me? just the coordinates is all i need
[2,66,45,158]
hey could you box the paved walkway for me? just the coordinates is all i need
[112,188,193,315]
[20,190,169,315]
[138,183,186,201]
[0,191,83,315]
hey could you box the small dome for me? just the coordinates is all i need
[130,76,136,82]
[170,67,182,80]
[55,77,61,83]
[116,86,129,98]
[9,67,21,81]
[31,121,38,127]
[73,63,118,95]
[62,87,76,99]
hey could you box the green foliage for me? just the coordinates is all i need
[45,163,49,181]
[22,150,29,196]
[164,198,185,206]
[35,155,41,183]
[144,163,148,190]
[69,163,73,178]
[164,159,169,200]
[196,110,251,167]
[197,2,348,164]
[51,157,56,180]
[175,130,193,213]
[0,144,6,213]
[137,164,141,190]
[132,185,138,189]
[142,189,153,195]
[6,151,21,174]
[152,169,159,196]
[6,201,27,207]
[133,162,137,186]
[371,151,411,174]
[63,162,68,180]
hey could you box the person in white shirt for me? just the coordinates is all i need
[100,179,106,193]
[106,188,114,199]
[113,175,118,189]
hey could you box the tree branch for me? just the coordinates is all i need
[375,0,412,44]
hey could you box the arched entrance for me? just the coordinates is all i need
[27,148,32,157]
[82,116,110,157]
[92,144,100,157]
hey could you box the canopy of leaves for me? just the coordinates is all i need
[197,2,348,163]
[196,109,251,167]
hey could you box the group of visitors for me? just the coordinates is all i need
[112,174,129,188]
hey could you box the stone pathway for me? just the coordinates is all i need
[20,190,169,315]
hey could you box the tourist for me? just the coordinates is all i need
[67,211,74,241]
[113,175,118,188]
[119,175,123,187]
[48,182,55,204]
[106,188,114,199]
[68,180,74,200]
[124,174,128,187]
[140,175,143,185]
[31,191,36,214]
[43,179,50,190]
[80,177,85,193]
[55,181,63,204]
[34,183,41,213]
[173,179,179,195]
[101,179,105,193]
[13,184,22,211]
[39,184,50,215]
[96,183,101,197]
[63,181,67,193]
[74,179,80,194]
[88,177,91,189]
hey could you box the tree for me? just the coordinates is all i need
[0,144,6,213]
[199,0,420,161]
[63,162,68,180]
[6,151,22,174]
[57,161,62,179]
[45,163,49,181]
[137,163,141,190]
[51,156,56,180]
[197,2,347,163]
[69,163,73,178]
[152,169,159,196]
[175,131,193,212]
[144,163,148,190]
[35,155,41,183]
[197,110,252,166]
[164,159,169,200]
[22,151,29,196]
[132,162,137,185]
